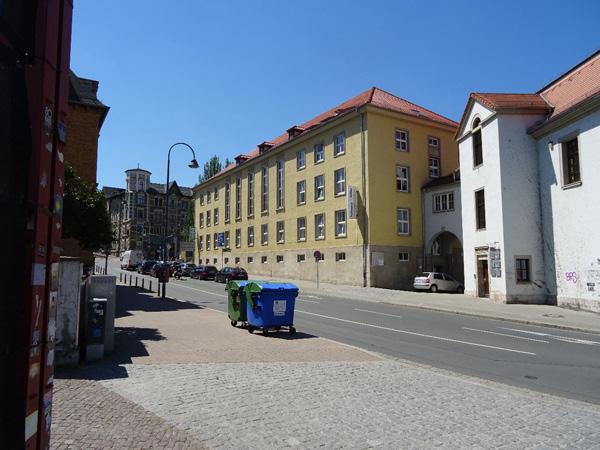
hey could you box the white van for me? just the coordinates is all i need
[120,250,143,270]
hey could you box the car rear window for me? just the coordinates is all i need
[419,273,431,277]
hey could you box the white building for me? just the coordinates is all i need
[422,170,463,284]
[456,50,600,312]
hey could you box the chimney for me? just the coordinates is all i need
[286,125,305,140]
[258,141,275,155]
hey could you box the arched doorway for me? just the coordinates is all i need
[425,231,464,283]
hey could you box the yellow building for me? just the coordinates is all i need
[193,87,458,289]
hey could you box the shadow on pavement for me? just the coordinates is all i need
[116,285,203,318]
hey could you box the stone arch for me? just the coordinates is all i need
[425,231,464,283]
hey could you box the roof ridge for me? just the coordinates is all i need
[536,48,600,94]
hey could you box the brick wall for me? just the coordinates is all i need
[64,103,104,183]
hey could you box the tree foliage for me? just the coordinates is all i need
[63,165,113,251]
[198,155,223,183]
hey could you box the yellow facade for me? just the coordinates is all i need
[193,100,457,288]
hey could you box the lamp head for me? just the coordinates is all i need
[189,159,199,169]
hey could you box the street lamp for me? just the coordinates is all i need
[162,142,199,296]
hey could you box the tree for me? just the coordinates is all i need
[198,155,222,183]
[62,164,113,251]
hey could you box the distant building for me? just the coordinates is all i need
[193,87,459,289]
[62,70,109,266]
[103,168,194,260]
[456,50,600,312]
[422,170,463,284]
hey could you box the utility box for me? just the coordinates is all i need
[56,257,83,366]
[85,298,107,361]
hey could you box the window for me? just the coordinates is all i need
[428,136,440,153]
[199,212,204,228]
[472,118,483,167]
[297,254,305,262]
[398,252,409,262]
[199,194,204,206]
[224,231,230,248]
[276,255,284,263]
[213,258,217,264]
[314,142,324,163]
[198,236,203,251]
[276,221,285,243]
[206,234,211,250]
[206,210,211,227]
[297,149,306,170]
[213,208,219,225]
[224,182,231,222]
[516,258,530,282]
[314,175,325,201]
[235,257,240,264]
[297,180,306,205]
[261,167,269,212]
[136,208,144,219]
[213,233,218,248]
[315,213,325,240]
[396,208,410,235]
[235,229,241,247]
[395,129,409,151]
[247,256,253,264]
[261,223,268,245]
[429,158,440,178]
[396,166,409,192]
[335,252,346,262]
[261,256,267,264]
[235,177,242,219]
[334,133,345,156]
[247,171,254,217]
[433,192,454,212]
[335,209,346,237]
[224,257,229,264]
[137,193,145,205]
[207,190,211,204]
[247,226,254,247]
[562,138,581,186]
[297,217,306,241]
[276,160,285,209]
[334,168,346,196]
[475,189,486,230]
[214,187,219,200]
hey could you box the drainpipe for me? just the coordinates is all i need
[359,109,368,287]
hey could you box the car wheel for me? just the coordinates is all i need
[430,285,438,293]
[457,286,464,294]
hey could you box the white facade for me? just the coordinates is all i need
[536,108,600,312]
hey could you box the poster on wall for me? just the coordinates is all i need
[490,248,502,278]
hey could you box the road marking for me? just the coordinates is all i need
[167,282,227,298]
[354,309,402,319]
[297,298,320,303]
[463,327,549,343]
[296,310,536,355]
[498,327,600,346]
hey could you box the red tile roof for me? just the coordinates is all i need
[470,93,550,112]
[208,87,457,180]
[539,50,600,119]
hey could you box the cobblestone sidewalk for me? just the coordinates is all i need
[100,361,600,450]
[50,378,206,450]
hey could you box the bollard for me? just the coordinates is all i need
[129,274,132,286]
[149,280,152,292]
[119,272,122,283]
[135,276,138,287]
[142,278,145,289]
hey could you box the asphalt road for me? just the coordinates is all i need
[106,259,600,405]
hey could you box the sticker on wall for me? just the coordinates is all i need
[47,376,54,387]
[38,244,46,257]
[31,330,40,347]
[52,194,63,216]
[34,294,42,327]
[57,150,64,163]
[57,121,67,143]
[50,263,59,290]
[46,349,54,366]
[45,142,53,153]
[25,410,38,441]
[29,362,40,379]
[44,106,53,137]
[40,172,47,188]
[32,263,46,286]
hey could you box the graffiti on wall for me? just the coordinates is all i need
[565,272,577,283]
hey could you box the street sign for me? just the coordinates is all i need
[216,232,225,248]
[313,250,321,261]
[347,186,357,219]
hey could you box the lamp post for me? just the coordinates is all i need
[162,142,199,297]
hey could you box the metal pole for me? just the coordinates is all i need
[316,260,319,289]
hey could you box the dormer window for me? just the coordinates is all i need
[287,125,305,140]
[258,141,275,155]
[235,154,250,166]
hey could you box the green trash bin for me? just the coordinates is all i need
[226,280,250,327]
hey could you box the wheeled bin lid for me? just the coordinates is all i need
[245,281,299,294]
[226,279,250,290]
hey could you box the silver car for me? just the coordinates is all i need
[413,272,464,293]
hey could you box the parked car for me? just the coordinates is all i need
[214,267,248,283]
[137,260,157,274]
[120,250,143,270]
[180,263,196,277]
[413,272,464,293]
[191,265,218,280]
[150,262,171,278]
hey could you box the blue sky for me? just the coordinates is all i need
[70,0,600,190]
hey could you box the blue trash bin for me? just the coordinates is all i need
[244,281,299,335]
